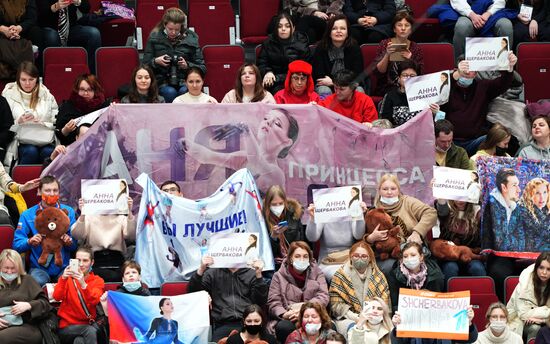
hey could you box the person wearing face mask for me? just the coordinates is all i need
[274,60,320,104]
[262,185,306,269]
[474,302,522,344]
[226,304,277,344]
[366,174,437,276]
[286,301,336,344]
[440,54,517,156]
[387,242,444,313]
[267,241,328,343]
[329,241,390,337]
[0,249,52,344]
[434,120,473,170]
[470,123,512,169]
[13,175,78,287]
[53,245,105,344]
[348,297,393,344]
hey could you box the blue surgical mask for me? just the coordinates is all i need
[1,272,18,282]
[457,77,474,87]
[123,281,142,292]
[292,259,310,272]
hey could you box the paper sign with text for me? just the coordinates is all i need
[397,289,471,340]
[312,185,363,224]
[208,233,259,268]
[466,37,510,71]
[432,166,481,203]
[520,5,533,20]
[81,179,129,215]
[404,71,451,112]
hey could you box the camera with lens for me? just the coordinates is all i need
[166,55,181,86]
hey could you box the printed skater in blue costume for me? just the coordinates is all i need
[135,297,183,344]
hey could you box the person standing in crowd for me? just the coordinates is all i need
[226,304,277,344]
[507,252,550,342]
[474,302,523,344]
[55,74,109,146]
[312,14,364,98]
[120,65,165,103]
[2,62,58,165]
[173,67,217,104]
[274,60,320,104]
[53,245,105,344]
[262,185,305,269]
[222,63,276,103]
[258,12,311,94]
[36,0,101,73]
[285,302,337,344]
[319,70,377,125]
[13,175,78,287]
[434,120,472,170]
[343,0,396,44]
[143,7,206,103]
[440,54,517,156]
[347,297,393,344]
[188,254,268,342]
[470,123,512,169]
[282,0,344,44]
[373,12,424,96]
[329,241,390,336]
[267,241,328,343]
[517,115,550,160]
[0,248,52,344]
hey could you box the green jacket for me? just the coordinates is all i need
[143,29,206,87]
[440,144,473,170]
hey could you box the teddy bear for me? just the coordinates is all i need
[34,207,70,267]
[364,208,402,260]
[429,239,483,263]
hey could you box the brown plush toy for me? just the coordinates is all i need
[34,207,70,267]
[429,239,483,263]
[364,208,402,260]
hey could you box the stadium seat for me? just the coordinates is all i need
[160,281,189,296]
[188,0,236,46]
[95,47,139,100]
[255,44,262,62]
[407,0,442,43]
[504,276,519,303]
[43,47,89,103]
[87,0,135,46]
[470,293,500,330]
[104,282,122,291]
[418,43,455,74]
[237,0,279,45]
[517,42,550,103]
[0,225,14,252]
[11,164,43,207]
[447,276,496,294]
[360,44,383,105]
[135,2,179,50]
[202,45,245,101]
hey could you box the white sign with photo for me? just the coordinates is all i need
[81,179,129,215]
[465,37,510,71]
[432,166,481,203]
[312,185,363,224]
[404,71,451,112]
[207,233,259,268]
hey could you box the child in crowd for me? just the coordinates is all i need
[100,260,150,315]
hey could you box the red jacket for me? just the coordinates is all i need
[53,273,105,328]
[320,91,378,123]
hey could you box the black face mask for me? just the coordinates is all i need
[495,146,507,156]
[244,324,262,335]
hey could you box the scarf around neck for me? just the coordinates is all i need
[69,91,106,114]
[399,261,427,290]
[328,45,345,76]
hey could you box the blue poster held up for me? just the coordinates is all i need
[135,169,274,288]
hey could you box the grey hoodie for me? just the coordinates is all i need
[516,140,550,160]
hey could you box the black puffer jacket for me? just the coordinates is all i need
[257,32,311,92]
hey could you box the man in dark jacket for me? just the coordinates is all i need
[188,255,268,342]
[434,120,472,170]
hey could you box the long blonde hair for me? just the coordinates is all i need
[0,249,25,289]
[153,7,187,32]
[364,297,394,341]
[520,178,550,223]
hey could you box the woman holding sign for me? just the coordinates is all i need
[474,302,523,344]
[507,252,550,342]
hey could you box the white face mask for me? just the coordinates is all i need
[380,196,399,205]
[403,257,420,270]
[304,323,322,335]
[0,272,18,282]
[367,315,383,325]
[270,205,285,217]
[292,259,310,272]
[123,281,142,292]
[489,320,507,333]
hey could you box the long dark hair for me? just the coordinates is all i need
[349,187,360,207]
[234,63,266,103]
[532,252,550,306]
[128,65,161,103]
[116,180,128,202]
[273,12,295,41]
[241,304,267,334]
[245,234,257,255]
[440,72,449,93]
[318,14,355,51]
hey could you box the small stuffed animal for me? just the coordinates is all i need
[34,207,70,267]
[429,239,483,263]
[364,208,402,260]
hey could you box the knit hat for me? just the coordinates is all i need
[285,60,314,95]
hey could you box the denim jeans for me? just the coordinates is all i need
[439,260,486,287]
[59,324,97,344]
[42,25,101,73]
[453,17,513,59]
[159,85,188,103]
[454,135,487,157]
[29,267,63,287]
[18,144,54,165]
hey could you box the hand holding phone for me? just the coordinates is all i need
[69,259,79,273]
[278,221,288,227]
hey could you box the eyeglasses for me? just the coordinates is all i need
[162,187,179,193]
[78,88,94,93]
[400,73,417,79]
[291,75,307,82]
[352,254,369,259]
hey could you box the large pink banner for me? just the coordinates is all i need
[43,104,435,208]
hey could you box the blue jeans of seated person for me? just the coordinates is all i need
[18,144,54,165]
[439,260,486,288]
[454,135,487,157]
[42,26,101,73]
[59,324,97,344]
[453,16,513,60]
[29,268,64,287]
[159,85,188,103]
